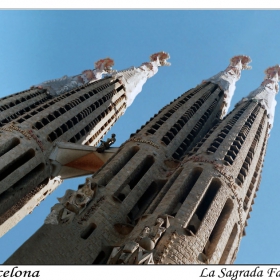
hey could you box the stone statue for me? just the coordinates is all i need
[44,177,96,224]
[96,133,116,153]
[150,217,166,244]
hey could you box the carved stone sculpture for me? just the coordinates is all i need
[44,177,96,224]
[107,216,170,264]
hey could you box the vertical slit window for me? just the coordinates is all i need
[203,198,234,260]
[0,163,45,220]
[172,100,218,159]
[145,169,183,214]
[185,178,221,235]
[81,223,97,239]
[168,167,203,217]
[114,155,154,202]
[219,224,238,264]
[98,146,139,187]
[161,87,217,146]
[0,149,35,183]
[0,137,20,158]
[207,102,252,154]
[92,251,106,264]
[145,84,213,135]
[127,180,166,224]
[224,104,261,165]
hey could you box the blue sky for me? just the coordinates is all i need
[0,10,280,264]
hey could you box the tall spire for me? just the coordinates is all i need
[205,55,252,117]
[114,51,170,107]
[241,65,280,130]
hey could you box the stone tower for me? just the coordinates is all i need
[0,57,114,128]
[0,52,169,237]
[3,56,254,265]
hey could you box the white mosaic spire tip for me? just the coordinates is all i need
[150,51,171,67]
[114,51,170,107]
[94,57,115,74]
[229,55,252,70]
[204,54,252,118]
[244,64,280,131]
[262,65,280,93]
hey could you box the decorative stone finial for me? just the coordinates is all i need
[150,51,171,67]
[229,55,252,70]
[93,57,115,79]
[114,51,170,107]
[243,65,279,130]
[204,55,252,118]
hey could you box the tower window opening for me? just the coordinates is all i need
[92,251,107,264]
[203,198,234,260]
[127,155,154,190]
[236,111,266,185]
[168,167,203,217]
[223,104,261,165]
[0,137,20,158]
[146,170,182,215]
[207,101,252,154]
[99,146,139,187]
[145,90,199,136]
[162,89,215,146]
[219,224,238,264]
[0,163,45,220]
[0,149,35,183]
[81,223,97,239]
[113,155,154,202]
[172,100,218,160]
[185,178,221,235]
[127,180,164,224]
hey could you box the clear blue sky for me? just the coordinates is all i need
[0,10,280,264]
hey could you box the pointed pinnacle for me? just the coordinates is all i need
[150,51,171,66]
[230,55,252,70]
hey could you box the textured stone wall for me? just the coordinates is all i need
[5,81,230,264]
[0,77,127,236]
[0,88,52,128]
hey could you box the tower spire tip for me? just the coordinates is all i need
[264,64,280,82]
[230,55,252,70]
[94,57,115,73]
[150,51,171,66]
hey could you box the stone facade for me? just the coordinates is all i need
[0,77,125,235]
[0,52,170,237]
[5,80,246,264]
[6,56,275,266]
[0,88,52,127]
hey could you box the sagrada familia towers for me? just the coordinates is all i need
[1,52,279,265]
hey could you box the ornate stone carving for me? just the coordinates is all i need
[107,244,154,264]
[108,216,170,265]
[45,177,97,224]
